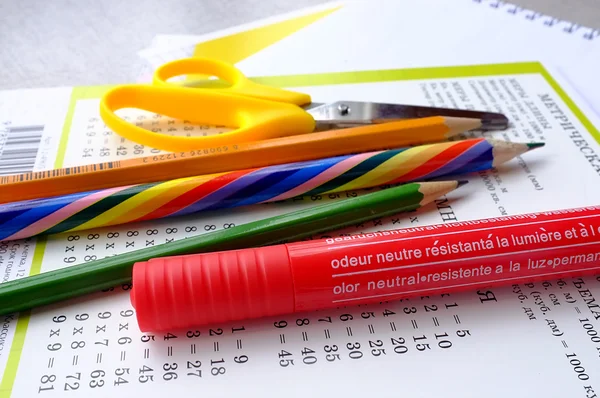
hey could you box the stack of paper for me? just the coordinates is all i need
[137,0,600,118]
[1,1,600,397]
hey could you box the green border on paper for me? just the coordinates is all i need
[0,239,47,398]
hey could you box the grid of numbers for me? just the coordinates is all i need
[64,100,231,166]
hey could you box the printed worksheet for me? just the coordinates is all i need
[1,62,600,398]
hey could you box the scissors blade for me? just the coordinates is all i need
[305,101,509,131]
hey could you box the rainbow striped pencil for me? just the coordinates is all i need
[0,138,542,241]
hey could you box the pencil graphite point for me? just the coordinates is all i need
[490,139,544,167]
[417,180,466,206]
[526,142,545,150]
[444,117,483,137]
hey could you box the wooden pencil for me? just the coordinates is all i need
[0,116,480,203]
[0,138,542,242]
[0,180,465,316]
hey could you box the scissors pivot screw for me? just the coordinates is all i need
[337,103,350,116]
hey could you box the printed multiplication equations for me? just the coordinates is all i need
[2,67,600,397]
[17,273,600,397]
[65,100,231,166]
[26,287,474,395]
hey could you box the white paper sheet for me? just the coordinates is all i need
[1,61,600,397]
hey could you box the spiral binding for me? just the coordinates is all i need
[472,0,599,41]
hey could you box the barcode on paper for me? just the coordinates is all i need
[0,124,44,176]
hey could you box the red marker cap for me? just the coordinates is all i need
[130,246,294,332]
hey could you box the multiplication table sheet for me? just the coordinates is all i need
[2,62,600,397]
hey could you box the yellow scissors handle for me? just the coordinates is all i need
[99,58,315,152]
[153,57,311,105]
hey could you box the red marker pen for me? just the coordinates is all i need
[131,205,600,332]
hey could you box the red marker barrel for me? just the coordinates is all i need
[131,205,600,332]
[130,246,295,332]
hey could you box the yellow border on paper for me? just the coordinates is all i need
[55,86,114,169]
[252,62,600,144]
[1,61,598,397]
[0,239,47,398]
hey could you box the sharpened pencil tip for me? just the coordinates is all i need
[526,142,545,150]
[444,117,483,137]
[457,180,469,188]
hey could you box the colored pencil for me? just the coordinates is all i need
[0,138,541,241]
[0,180,465,316]
[0,116,481,203]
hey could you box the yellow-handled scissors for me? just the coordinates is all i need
[99,57,508,152]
